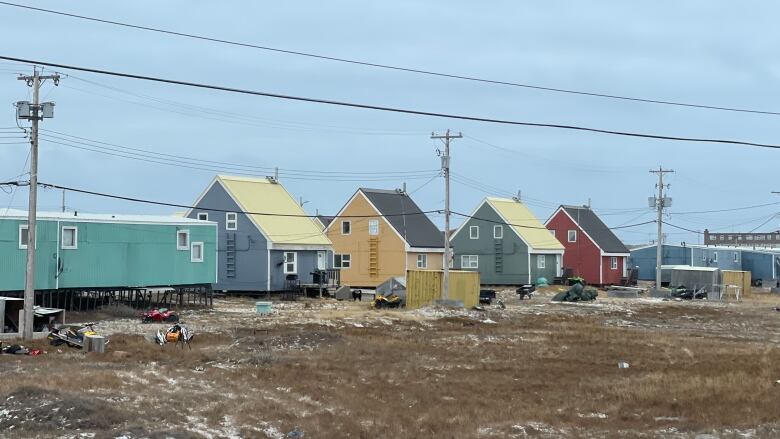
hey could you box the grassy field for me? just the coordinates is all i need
[1,290,779,438]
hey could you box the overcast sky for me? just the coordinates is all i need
[1,1,779,245]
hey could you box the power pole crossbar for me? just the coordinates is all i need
[431,129,462,302]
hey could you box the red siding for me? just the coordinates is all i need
[545,210,602,284]
[601,255,626,285]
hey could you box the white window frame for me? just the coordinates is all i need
[493,225,503,239]
[461,255,478,269]
[284,251,297,274]
[368,219,379,236]
[191,242,204,263]
[334,253,351,269]
[197,212,208,221]
[537,255,545,269]
[61,226,78,250]
[568,230,577,242]
[469,226,479,240]
[226,212,238,230]
[417,254,428,269]
[341,220,351,235]
[610,256,618,270]
[176,229,190,251]
[18,224,33,250]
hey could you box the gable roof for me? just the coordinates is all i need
[214,175,331,246]
[359,188,444,249]
[559,205,629,254]
[316,215,334,228]
[485,197,564,251]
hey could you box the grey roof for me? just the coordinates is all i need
[561,205,630,254]
[360,188,444,248]
[316,215,334,228]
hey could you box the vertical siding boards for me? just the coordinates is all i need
[741,251,778,284]
[721,270,752,296]
[0,214,217,292]
[405,269,479,309]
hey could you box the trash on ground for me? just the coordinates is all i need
[670,286,707,300]
[618,361,630,369]
[48,322,109,350]
[552,283,598,302]
[516,284,536,299]
[155,323,194,349]
[372,293,402,309]
[0,342,42,356]
[479,289,496,304]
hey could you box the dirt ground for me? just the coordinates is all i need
[1,287,780,438]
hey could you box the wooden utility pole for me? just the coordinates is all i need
[17,68,59,340]
[431,129,462,301]
[650,166,674,291]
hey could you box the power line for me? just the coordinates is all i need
[670,201,780,215]
[0,181,441,219]
[3,1,779,117]
[450,210,655,232]
[3,55,780,149]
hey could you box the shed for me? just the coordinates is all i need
[721,270,752,296]
[405,269,479,309]
[669,266,720,291]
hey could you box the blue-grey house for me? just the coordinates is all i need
[186,175,333,292]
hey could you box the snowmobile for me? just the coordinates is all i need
[48,323,109,349]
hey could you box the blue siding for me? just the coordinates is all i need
[742,252,778,283]
[628,245,691,281]
[269,250,332,290]
[188,182,269,292]
[689,247,742,271]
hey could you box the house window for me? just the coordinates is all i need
[568,230,577,242]
[226,212,238,230]
[733,252,739,262]
[493,225,503,239]
[610,256,618,270]
[18,225,30,249]
[417,254,427,269]
[368,219,379,236]
[461,255,478,269]
[549,229,556,237]
[537,255,545,269]
[191,242,204,262]
[341,220,351,235]
[62,226,78,250]
[284,251,297,274]
[176,230,190,250]
[713,252,718,263]
[197,213,208,221]
[469,226,479,240]
[334,253,351,269]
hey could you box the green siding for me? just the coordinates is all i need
[451,203,531,284]
[530,253,559,283]
[0,218,216,291]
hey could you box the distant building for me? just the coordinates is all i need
[451,197,564,285]
[186,175,333,292]
[325,188,444,288]
[545,205,630,285]
[0,209,217,292]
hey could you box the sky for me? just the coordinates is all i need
[1,1,779,246]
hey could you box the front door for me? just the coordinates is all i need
[555,254,561,277]
[317,251,326,270]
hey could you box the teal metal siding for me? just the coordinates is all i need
[530,253,558,283]
[0,218,216,291]
[451,203,530,284]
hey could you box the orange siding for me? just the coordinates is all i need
[327,192,407,287]
[406,251,445,271]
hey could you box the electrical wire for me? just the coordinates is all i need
[3,1,779,116]
[669,201,780,215]
[2,55,780,149]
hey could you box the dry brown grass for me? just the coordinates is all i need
[1,299,779,438]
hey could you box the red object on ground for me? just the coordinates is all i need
[141,308,179,323]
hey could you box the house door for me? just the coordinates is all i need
[555,254,561,277]
[317,251,327,270]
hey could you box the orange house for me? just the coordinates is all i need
[325,188,445,288]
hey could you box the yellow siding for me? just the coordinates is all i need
[406,269,480,309]
[326,192,407,287]
[487,197,564,251]
[722,270,752,297]
[406,252,444,271]
[219,175,330,246]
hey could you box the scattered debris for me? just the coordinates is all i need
[155,323,194,349]
[48,322,109,349]
[0,342,41,356]
[286,426,305,438]
[372,293,402,309]
[618,361,630,369]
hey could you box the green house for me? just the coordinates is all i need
[0,209,217,292]
[450,197,565,285]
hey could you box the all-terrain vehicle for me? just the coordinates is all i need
[141,307,180,323]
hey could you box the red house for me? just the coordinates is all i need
[545,205,630,285]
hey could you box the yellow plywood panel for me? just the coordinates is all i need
[487,197,563,251]
[406,269,480,309]
[218,176,330,246]
[722,270,752,296]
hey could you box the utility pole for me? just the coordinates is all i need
[61,189,65,213]
[650,166,674,291]
[431,129,462,301]
[16,68,59,340]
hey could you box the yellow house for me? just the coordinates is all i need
[326,188,445,288]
